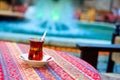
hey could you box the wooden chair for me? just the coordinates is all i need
[76,23,120,72]
[112,36,120,64]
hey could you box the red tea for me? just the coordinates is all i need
[28,38,44,60]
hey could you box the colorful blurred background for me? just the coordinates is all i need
[0,0,120,78]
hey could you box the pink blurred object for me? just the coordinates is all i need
[14,6,28,13]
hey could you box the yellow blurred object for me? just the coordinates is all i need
[0,1,8,10]
[80,12,90,21]
[88,8,96,22]
[0,1,12,11]
[80,8,96,22]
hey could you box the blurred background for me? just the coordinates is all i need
[0,0,120,75]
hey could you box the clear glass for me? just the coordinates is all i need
[28,38,44,60]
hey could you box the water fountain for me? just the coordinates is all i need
[0,0,114,47]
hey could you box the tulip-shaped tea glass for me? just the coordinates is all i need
[28,38,44,60]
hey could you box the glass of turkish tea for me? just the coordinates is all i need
[28,38,44,60]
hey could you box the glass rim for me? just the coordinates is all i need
[29,38,44,42]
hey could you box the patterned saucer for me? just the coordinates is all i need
[20,54,53,67]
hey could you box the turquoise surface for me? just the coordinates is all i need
[0,20,114,41]
[0,0,115,41]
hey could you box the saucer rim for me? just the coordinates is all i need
[19,53,53,63]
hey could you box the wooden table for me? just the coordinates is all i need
[0,41,101,80]
[76,43,120,72]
